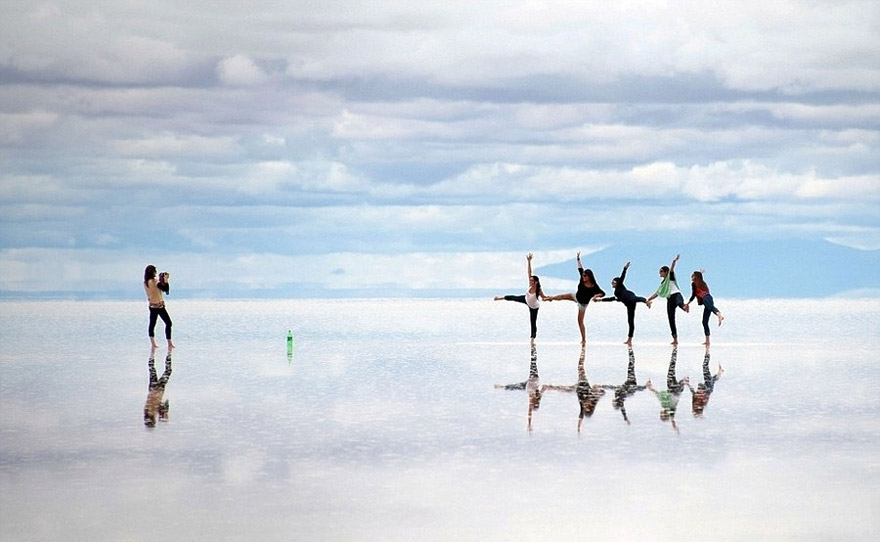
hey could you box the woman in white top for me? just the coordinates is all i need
[494,253,547,341]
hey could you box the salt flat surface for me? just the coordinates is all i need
[1,298,878,541]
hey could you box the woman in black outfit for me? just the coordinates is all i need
[600,261,651,345]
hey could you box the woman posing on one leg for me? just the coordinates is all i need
[600,261,652,346]
[646,254,689,345]
[685,270,725,345]
[144,265,174,349]
[544,252,605,345]
[494,252,548,342]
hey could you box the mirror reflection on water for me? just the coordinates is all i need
[1,299,878,541]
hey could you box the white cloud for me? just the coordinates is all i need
[0,110,59,144]
[424,161,877,204]
[217,55,269,86]
[1,1,878,297]
[796,175,880,201]
[112,133,239,157]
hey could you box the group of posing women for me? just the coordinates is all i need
[494,252,724,345]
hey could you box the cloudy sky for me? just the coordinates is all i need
[1,1,878,298]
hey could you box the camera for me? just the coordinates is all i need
[158,272,169,283]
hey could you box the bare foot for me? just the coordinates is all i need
[645,299,652,308]
[494,296,503,301]
[717,314,724,326]
[702,338,710,346]
[670,339,678,345]
[168,341,175,350]
[683,304,690,313]
[624,338,632,346]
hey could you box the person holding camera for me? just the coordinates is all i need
[144,265,174,349]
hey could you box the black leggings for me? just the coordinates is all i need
[149,306,173,340]
[624,297,646,338]
[504,295,539,339]
[667,293,685,339]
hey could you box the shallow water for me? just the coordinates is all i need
[1,298,879,541]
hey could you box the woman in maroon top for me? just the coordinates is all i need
[685,270,724,345]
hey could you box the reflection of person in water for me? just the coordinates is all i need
[601,346,647,425]
[541,345,606,433]
[600,261,652,346]
[494,343,542,432]
[144,348,172,428]
[689,345,723,418]
[646,346,688,433]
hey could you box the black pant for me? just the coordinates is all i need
[504,295,539,339]
[149,306,173,340]
[624,298,646,338]
[667,293,685,339]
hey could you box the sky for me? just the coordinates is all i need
[1,1,879,299]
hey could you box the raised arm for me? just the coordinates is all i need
[619,261,630,284]
[649,254,679,302]
[576,251,583,273]
[526,252,533,280]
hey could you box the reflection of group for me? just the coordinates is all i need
[495,252,724,345]
[495,343,723,433]
[144,347,173,428]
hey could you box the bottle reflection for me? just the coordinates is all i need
[541,345,606,434]
[646,346,687,433]
[602,346,648,425]
[689,345,723,418]
[144,346,172,428]
[494,344,542,432]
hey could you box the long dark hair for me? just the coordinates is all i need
[144,265,157,285]
[581,268,597,286]
[531,275,544,297]
[660,265,676,282]
[692,270,708,291]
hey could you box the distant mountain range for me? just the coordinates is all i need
[535,240,880,299]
